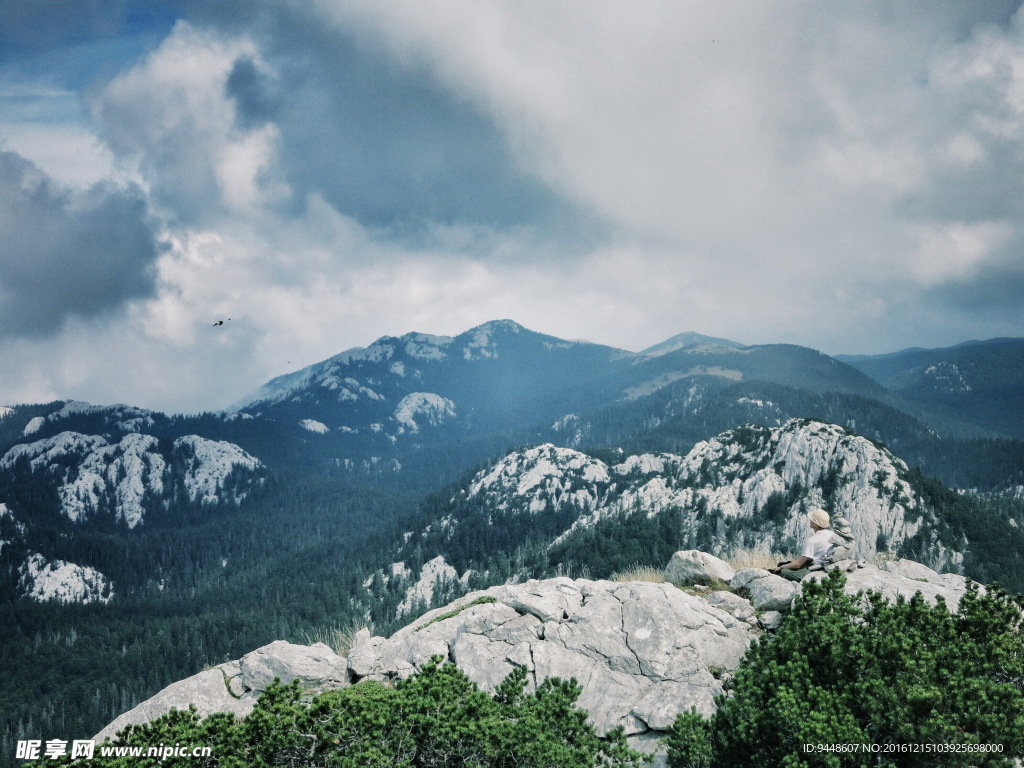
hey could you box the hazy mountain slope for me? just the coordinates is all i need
[635,342,887,399]
[840,338,1024,439]
[536,376,1024,491]
[216,321,902,489]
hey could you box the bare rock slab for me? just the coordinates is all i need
[94,641,347,744]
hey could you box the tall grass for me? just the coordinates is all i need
[553,562,593,580]
[299,623,366,657]
[609,564,665,583]
[724,548,783,571]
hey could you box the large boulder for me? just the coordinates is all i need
[94,641,347,743]
[704,590,757,626]
[878,558,941,582]
[731,558,975,614]
[664,550,735,586]
[238,640,348,694]
[729,568,801,612]
[95,664,253,744]
[729,567,770,591]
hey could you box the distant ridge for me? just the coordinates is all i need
[640,332,745,357]
[835,337,1021,363]
[839,337,1024,440]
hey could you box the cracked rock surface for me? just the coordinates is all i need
[347,576,758,754]
[94,552,977,765]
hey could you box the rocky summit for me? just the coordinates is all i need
[95,550,979,766]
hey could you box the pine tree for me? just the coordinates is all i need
[665,571,1024,767]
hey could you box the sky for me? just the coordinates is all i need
[1,1,1023,414]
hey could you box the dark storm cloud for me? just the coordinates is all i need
[226,56,278,130]
[928,255,1024,314]
[212,4,596,238]
[0,150,160,337]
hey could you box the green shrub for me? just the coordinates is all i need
[666,570,1024,767]
[38,657,647,767]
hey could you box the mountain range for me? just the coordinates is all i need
[1,320,1023,605]
[1,319,1022,764]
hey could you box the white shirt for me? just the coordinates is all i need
[802,528,835,566]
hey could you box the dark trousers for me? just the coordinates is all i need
[780,567,811,581]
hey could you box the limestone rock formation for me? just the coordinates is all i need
[95,552,980,765]
[94,641,347,743]
[346,577,756,764]
[805,561,979,610]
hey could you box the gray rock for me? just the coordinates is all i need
[451,630,518,690]
[94,551,989,766]
[95,641,347,744]
[346,628,385,679]
[828,558,857,573]
[730,567,772,591]
[848,565,971,609]
[664,550,735,586]
[879,558,941,583]
[239,640,348,694]
[705,590,756,623]
[804,564,973,610]
[95,664,253,743]
[627,731,670,768]
[738,573,801,612]
[346,577,757,742]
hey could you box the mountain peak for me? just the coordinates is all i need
[456,319,529,361]
[641,332,745,357]
[465,319,528,335]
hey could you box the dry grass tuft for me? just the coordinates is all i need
[299,623,367,657]
[553,562,593,580]
[725,548,784,571]
[609,564,665,583]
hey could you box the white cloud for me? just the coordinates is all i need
[910,221,1014,285]
[91,21,282,220]
[4,3,1024,411]
[0,122,117,188]
[301,2,1024,332]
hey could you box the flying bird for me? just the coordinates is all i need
[212,318,231,327]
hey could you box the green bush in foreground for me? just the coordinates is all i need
[38,657,646,768]
[665,570,1024,768]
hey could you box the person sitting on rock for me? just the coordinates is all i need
[770,508,834,581]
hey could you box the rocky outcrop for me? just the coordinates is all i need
[348,577,755,750]
[19,553,113,605]
[95,552,979,765]
[0,431,262,529]
[97,577,758,765]
[94,641,347,743]
[413,420,968,584]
